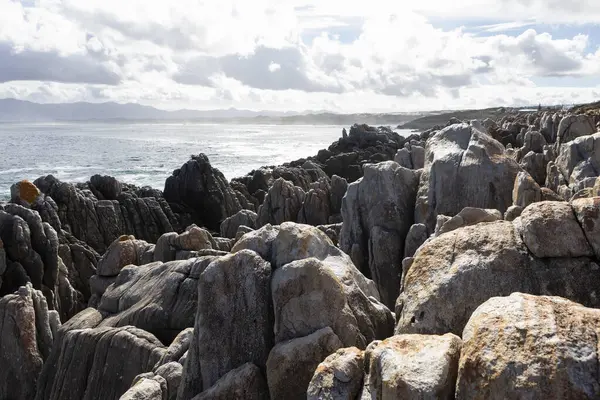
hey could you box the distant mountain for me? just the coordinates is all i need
[0,98,422,126]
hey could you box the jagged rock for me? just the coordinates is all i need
[97,257,216,344]
[164,154,241,231]
[233,222,393,349]
[120,378,163,400]
[364,334,462,399]
[340,161,420,308]
[404,223,428,258]
[396,218,600,335]
[522,130,547,153]
[571,197,600,259]
[154,226,217,263]
[519,151,547,185]
[234,225,254,241]
[178,251,272,398]
[411,145,425,169]
[219,210,257,238]
[155,328,194,367]
[89,175,122,200]
[298,181,331,226]
[191,363,269,400]
[256,178,305,227]
[307,347,364,400]
[555,133,600,194]
[37,325,165,400]
[435,207,502,236]
[394,148,412,168]
[556,114,596,144]
[415,123,522,232]
[518,201,592,258]
[329,175,348,215]
[0,284,58,400]
[456,293,600,399]
[512,171,541,208]
[266,327,343,400]
[316,223,342,246]
[540,112,556,142]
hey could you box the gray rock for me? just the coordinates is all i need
[571,197,600,259]
[339,161,420,308]
[415,123,522,232]
[504,205,523,221]
[411,145,425,169]
[512,171,541,208]
[191,363,269,400]
[364,334,462,399]
[522,130,547,153]
[98,257,216,344]
[119,378,163,400]
[307,347,364,400]
[178,250,272,398]
[555,132,600,192]
[266,327,343,400]
[256,178,305,227]
[556,114,595,144]
[164,154,241,231]
[456,293,600,399]
[219,210,257,238]
[394,148,413,168]
[518,201,592,258]
[298,183,331,226]
[96,235,152,277]
[435,207,502,236]
[329,175,348,215]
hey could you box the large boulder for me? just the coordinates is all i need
[0,284,59,400]
[415,123,522,232]
[555,132,600,193]
[191,363,269,400]
[339,161,420,308]
[456,293,600,399]
[556,114,596,144]
[219,210,257,238]
[396,213,600,335]
[266,327,343,400]
[364,334,462,399]
[177,251,272,399]
[307,347,364,400]
[164,154,241,231]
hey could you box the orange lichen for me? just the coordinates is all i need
[17,180,40,205]
[119,235,134,242]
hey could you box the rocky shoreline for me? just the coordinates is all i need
[2,108,600,399]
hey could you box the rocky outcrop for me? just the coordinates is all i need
[456,293,600,399]
[256,178,305,227]
[0,284,58,400]
[307,347,364,400]
[553,132,600,197]
[556,114,596,144]
[219,209,257,238]
[34,175,180,253]
[415,123,522,232]
[191,363,269,400]
[164,153,242,231]
[396,200,600,336]
[340,161,420,308]
[297,178,332,226]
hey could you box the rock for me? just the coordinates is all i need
[155,328,194,367]
[435,207,503,236]
[394,148,413,168]
[256,178,305,227]
[10,180,42,206]
[98,257,216,344]
[571,197,600,259]
[512,171,541,208]
[456,293,600,399]
[37,325,165,400]
[219,210,257,238]
[404,223,429,258]
[411,145,425,169]
[0,284,58,400]
[519,151,547,186]
[522,130,547,153]
[415,123,522,232]
[316,223,342,246]
[556,114,595,144]
[329,175,348,215]
[298,181,331,226]
[364,334,462,399]
[266,327,343,400]
[89,175,122,200]
[164,154,242,231]
[339,161,420,308]
[191,363,269,400]
[119,378,163,400]
[178,250,272,398]
[518,201,592,258]
[307,347,364,400]
[504,205,523,221]
[555,133,600,192]
[96,235,152,277]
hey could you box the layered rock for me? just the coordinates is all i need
[415,123,522,232]
[256,178,305,227]
[164,154,241,231]
[340,161,420,308]
[307,347,365,400]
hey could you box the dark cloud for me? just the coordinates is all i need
[0,42,120,85]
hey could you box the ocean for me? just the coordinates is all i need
[0,122,412,200]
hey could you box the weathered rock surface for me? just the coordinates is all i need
[512,171,541,208]
[219,209,257,238]
[364,334,462,399]
[256,178,306,227]
[267,327,343,400]
[0,284,58,400]
[191,363,269,400]
[178,250,272,399]
[556,114,596,144]
[457,293,600,399]
[164,154,241,231]
[415,123,522,232]
[307,347,364,400]
[434,207,502,236]
[340,161,420,308]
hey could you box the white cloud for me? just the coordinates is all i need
[0,0,599,111]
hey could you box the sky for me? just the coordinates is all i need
[0,0,599,112]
